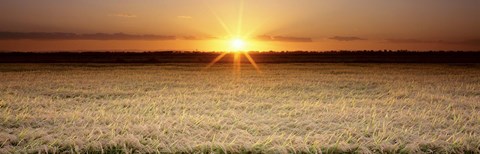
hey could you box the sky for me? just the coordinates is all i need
[0,0,479,51]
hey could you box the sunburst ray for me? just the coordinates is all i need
[243,52,261,73]
[203,0,261,74]
[206,6,232,36]
[204,52,228,69]
[233,53,241,74]
[237,0,244,36]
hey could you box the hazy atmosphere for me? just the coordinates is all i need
[1,0,479,51]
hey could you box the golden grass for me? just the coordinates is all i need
[0,63,479,153]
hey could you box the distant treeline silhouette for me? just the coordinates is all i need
[0,51,479,63]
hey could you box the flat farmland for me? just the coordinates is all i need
[0,63,479,153]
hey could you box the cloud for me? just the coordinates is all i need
[256,35,312,42]
[183,36,199,40]
[385,39,433,44]
[329,36,366,41]
[182,36,218,40]
[0,32,175,40]
[110,13,137,18]
[385,38,480,46]
[458,39,480,46]
[177,16,192,19]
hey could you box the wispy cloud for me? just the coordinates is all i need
[256,35,312,42]
[183,36,199,40]
[386,38,480,46]
[110,13,137,18]
[460,39,480,46]
[329,36,366,41]
[177,16,192,19]
[385,39,433,44]
[0,32,175,40]
[182,36,218,40]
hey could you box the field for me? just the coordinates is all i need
[1,63,480,153]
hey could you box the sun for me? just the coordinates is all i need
[205,37,261,73]
[230,38,246,51]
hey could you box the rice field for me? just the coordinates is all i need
[0,63,479,153]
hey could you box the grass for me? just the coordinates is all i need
[0,63,479,153]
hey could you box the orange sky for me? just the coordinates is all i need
[0,0,479,51]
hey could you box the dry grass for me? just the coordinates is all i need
[0,63,479,153]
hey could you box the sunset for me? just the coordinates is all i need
[1,0,479,51]
[1,0,480,153]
